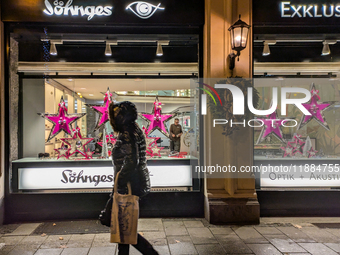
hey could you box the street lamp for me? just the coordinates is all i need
[228,15,250,70]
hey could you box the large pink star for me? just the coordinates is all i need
[86,88,113,131]
[39,97,85,142]
[297,83,332,130]
[301,97,329,123]
[256,111,285,144]
[139,98,176,137]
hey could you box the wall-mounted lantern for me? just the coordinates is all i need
[228,15,250,70]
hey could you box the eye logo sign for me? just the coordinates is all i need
[126,1,165,19]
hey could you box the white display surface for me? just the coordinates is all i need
[18,165,192,190]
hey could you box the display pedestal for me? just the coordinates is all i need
[207,197,260,225]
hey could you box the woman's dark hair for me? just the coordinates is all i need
[109,101,138,132]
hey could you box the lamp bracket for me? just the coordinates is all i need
[228,51,240,70]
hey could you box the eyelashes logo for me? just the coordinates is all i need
[126,1,165,19]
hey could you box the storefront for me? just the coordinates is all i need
[1,0,204,223]
[253,0,340,216]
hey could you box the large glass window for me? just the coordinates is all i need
[9,25,201,193]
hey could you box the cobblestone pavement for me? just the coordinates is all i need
[1,218,340,254]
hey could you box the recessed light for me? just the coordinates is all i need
[68,79,73,82]
[89,94,94,96]
[80,88,86,90]
[77,92,81,95]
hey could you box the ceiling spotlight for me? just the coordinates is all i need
[322,40,337,56]
[156,41,163,56]
[105,42,112,56]
[262,40,276,56]
[262,42,270,56]
[50,42,57,55]
[49,40,63,56]
[322,41,330,56]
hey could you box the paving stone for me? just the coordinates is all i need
[164,221,188,236]
[0,245,15,255]
[299,227,340,243]
[184,221,205,228]
[325,228,340,238]
[167,235,197,255]
[7,246,37,255]
[19,235,48,248]
[88,246,116,255]
[60,248,89,255]
[247,244,282,255]
[5,224,41,236]
[195,244,226,255]
[154,245,171,255]
[324,243,340,253]
[40,235,71,249]
[92,233,116,247]
[0,236,25,246]
[140,231,167,246]
[254,227,282,235]
[187,228,218,244]
[66,234,95,248]
[233,227,269,244]
[277,227,316,242]
[299,243,338,255]
[209,227,233,235]
[138,219,163,232]
[264,235,306,253]
[34,248,63,255]
[215,233,253,254]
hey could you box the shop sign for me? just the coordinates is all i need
[281,1,340,18]
[43,0,113,20]
[18,165,192,190]
[126,1,165,19]
[260,163,340,187]
[2,0,203,24]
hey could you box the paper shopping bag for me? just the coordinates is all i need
[110,171,139,244]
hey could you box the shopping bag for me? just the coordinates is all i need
[110,171,139,244]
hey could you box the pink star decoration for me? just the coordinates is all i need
[98,134,117,147]
[139,97,176,137]
[297,83,332,130]
[86,88,114,131]
[39,96,86,142]
[307,147,318,158]
[287,134,305,156]
[61,127,94,158]
[54,142,70,159]
[256,111,285,144]
[280,143,295,157]
[146,143,164,157]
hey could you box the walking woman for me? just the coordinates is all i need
[109,101,159,255]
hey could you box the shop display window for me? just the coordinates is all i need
[253,78,340,188]
[9,28,201,193]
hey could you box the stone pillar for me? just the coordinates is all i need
[203,0,260,224]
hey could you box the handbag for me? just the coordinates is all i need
[110,171,139,244]
[99,194,113,227]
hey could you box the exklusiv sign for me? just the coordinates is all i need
[281,1,340,18]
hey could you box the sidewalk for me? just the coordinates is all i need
[1,218,340,254]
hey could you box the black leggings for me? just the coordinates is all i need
[118,234,159,255]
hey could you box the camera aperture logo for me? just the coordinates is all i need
[199,82,312,129]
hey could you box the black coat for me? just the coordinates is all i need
[112,123,150,196]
